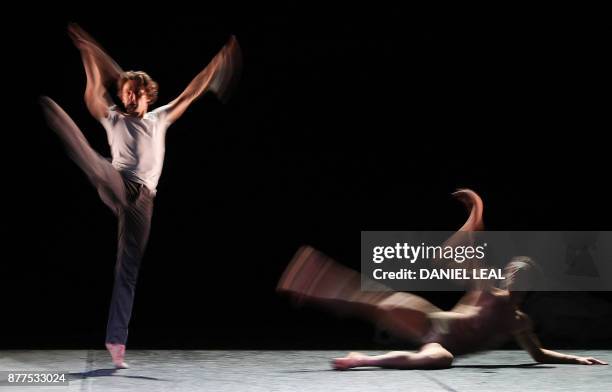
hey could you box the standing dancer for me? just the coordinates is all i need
[40,24,241,368]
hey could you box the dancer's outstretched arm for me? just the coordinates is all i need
[68,23,124,118]
[158,35,242,124]
[514,314,607,365]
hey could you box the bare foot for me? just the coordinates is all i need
[105,343,129,369]
[332,352,369,370]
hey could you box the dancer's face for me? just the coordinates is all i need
[120,80,148,115]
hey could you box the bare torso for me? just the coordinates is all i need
[423,289,525,355]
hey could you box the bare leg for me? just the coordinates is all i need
[453,189,484,232]
[332,343,454,370]
[277,246,442,342]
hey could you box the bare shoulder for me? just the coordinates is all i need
[512,309,534,334]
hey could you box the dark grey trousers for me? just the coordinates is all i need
[40,97,154,345]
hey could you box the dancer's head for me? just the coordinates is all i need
[117,71,159,115]
[500,256,540,306]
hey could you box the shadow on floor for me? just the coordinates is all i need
[451,363,555,369]
[69,368,169,381]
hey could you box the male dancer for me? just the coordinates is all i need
[277,190,608,369]
[40,24,241,368]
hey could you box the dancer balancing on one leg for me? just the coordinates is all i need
[40,23,242,368]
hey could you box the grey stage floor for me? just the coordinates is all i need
[0,350,610,391]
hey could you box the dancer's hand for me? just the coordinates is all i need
[68,23,91,51]
[68,23,97,47]
[68,24,107,60]
[67,22,124,114]
[571,355,608,365]
[517,331,608,365]
[538,350,609,365]
[156,35,242,124]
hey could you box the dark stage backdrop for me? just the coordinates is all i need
[3,7,611,349]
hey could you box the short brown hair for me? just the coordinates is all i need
[117,71,159,104]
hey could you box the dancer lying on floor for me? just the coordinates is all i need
[277,189,608,369]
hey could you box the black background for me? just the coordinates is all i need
[3,6,611,349]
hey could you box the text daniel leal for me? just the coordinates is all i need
[372,268,505,280]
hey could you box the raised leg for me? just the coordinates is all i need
[39,96,127,214]
[278,246,442,342]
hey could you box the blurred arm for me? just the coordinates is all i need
[68,23,124,118]
[160,35,241,124]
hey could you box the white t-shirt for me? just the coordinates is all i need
[99,105,171,193]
